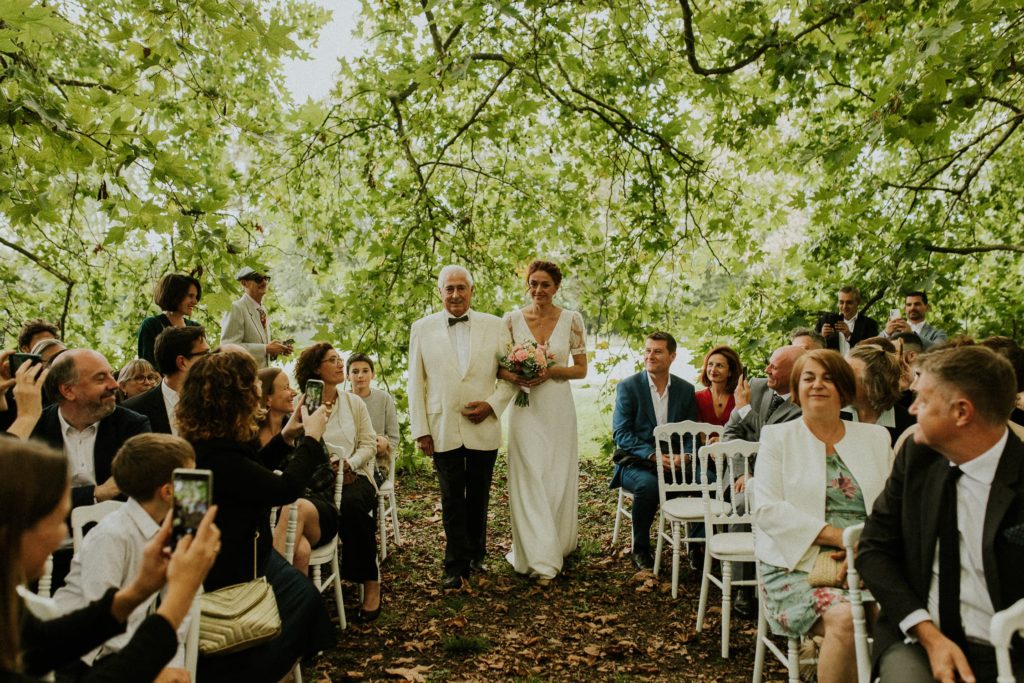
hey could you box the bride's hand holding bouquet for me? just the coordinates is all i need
[498,341,554,407]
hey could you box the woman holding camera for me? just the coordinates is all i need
[177,351,333,680]
[295,343,382,622]
[754,350,892,683]
[0,439,220,682]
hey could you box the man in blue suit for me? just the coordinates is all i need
[610,331,697,571]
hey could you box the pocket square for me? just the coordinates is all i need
[1003,522,1024,547]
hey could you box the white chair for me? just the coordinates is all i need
[843,523,872,683]
[652,420,724,598]
[992,597,1024,683]
[696,439,758,658]
[37,555,54,597]
[278,503,305,683]
[611,487,634,549]
[377,447,401,562]
[71,500,123,551]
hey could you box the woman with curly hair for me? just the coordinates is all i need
[294,343,382,622]
[845,344,914,446]
[176,351,334,681]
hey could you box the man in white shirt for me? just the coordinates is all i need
[123,326,209,435]
[816,285,880,354]
[55,433,196,682]
[219,267,293,369]
[858,345,1024,682]
[881,290,949,349]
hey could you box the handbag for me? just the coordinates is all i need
[199,532,282,655]
[807,547,844,588]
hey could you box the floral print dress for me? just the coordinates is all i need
[759,454,871,637]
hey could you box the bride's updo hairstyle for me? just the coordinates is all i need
[526,260,562,286]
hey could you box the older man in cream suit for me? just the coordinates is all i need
[408,265,516,589]
[220,267,292,369]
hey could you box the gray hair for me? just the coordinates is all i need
[437,265,474,290]
[44,351,79,404]
[31,338,66,358]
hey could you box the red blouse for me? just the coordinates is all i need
[695,388,735,426]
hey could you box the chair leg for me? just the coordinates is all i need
[332,551,346,630]
[612,488,623,546]
[389,489,401,544]
[653,513,664,576]
[787,637,800,683]
[293,663,303,683]
[752,598,767,683]
[671,522,681,599]
[721,560,733,658]
[696,549,713,632]
[377,494,388,563]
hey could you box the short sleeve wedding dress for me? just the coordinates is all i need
[504,308,587,580]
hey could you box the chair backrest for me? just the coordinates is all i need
[843,523,871,683]
[71,500,124,552]
[698,439,758,527]
[652,420,722,502]
[991,597,1024,683]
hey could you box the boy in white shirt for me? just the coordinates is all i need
[54,433,196,682]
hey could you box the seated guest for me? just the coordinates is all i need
[754,349,892,683]
[32,338,67,365]
[854,336,896,353]
[858,346,1024,682]
[891,331,924,406]
[0,438,219,683]
[115,359,159,402]
[136,273,202,366]
[790,327,825,351]
[845,344,915,445]
[816,285,880,354]
[0,320,60,431]
[695,345,741,428]
[53,434,197,681]
[260,367,339,576]
[979,335,1024,426]
[295,344,382,622]
[610,332,697,571]
[123,326,209,435]
[2,360,48,440]
[177,351,334,681]
[18,318,60,353]
[347,352,400,481]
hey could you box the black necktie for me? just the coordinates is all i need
[448,315,469,326]
[938,465,967,649]
[766,392,785,419]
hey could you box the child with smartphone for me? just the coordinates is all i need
[53,433,199,681]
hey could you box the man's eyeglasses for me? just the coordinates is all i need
[245,275,271,284]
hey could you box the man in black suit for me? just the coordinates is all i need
[123,325,208,435]
[815,285,880,354]
[858,346,1024,682]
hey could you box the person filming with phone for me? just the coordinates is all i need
[176,351,334,681]
[880,291,949,350]
[294,343,382,623]
[815,285,880,355]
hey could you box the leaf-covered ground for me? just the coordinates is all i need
[306,458,788,682]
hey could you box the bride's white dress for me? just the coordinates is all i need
[504,308,587,579]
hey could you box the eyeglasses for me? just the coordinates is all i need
[186,350,212,359]
[245,275,270,284]
[127,374,160,383]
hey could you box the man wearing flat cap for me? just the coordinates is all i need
[219,266,292,368]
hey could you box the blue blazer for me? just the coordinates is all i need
[609,371,696,488]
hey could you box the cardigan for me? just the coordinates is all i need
[136,315,200,367]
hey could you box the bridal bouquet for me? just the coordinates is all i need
[499,340,554,407]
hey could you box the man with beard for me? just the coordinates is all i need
[881,291,948,350]
[32,350,152,508]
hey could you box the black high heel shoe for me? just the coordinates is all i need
[354,591,383,623]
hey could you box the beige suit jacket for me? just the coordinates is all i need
[407,309,516,453]
[220,294,269,368]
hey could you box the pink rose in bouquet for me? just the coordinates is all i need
[498,340,555,407]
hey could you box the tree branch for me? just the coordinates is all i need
[924,243,1024,255]
[0,236,73,284]
[419,0,445,59]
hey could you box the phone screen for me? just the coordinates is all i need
[889,308,901,321]
[171,468,213,547]
[304,379,324,412]
[8,353,42,375]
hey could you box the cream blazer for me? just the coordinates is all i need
[220,294,269,368]
[407,309,517,453]
[753,418,894,572]
[322,391,378,490]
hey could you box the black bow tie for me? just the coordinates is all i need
[448,315,469,326]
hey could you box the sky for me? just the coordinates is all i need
[281,0,364,102]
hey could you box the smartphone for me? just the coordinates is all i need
[741,365,749,379]
[171,468,213,547]
[304,379,324,412]
[283,338,295,346]
[889,308,901,321]
[8,353,42,375]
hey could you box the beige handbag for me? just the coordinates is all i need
[807,547,844,588]
[198,533,282,655]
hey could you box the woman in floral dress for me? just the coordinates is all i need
[753,350,894,683]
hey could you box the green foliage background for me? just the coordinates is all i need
[3,0,1023,450]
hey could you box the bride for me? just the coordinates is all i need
[500,260,588,585]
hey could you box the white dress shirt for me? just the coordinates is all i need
[838,314,858,355]
[899,429,1008,644]
[53,498,192,667]
[446,308,472,376]
[161,380,180,436]
[648,373,671,427]
[58,409,99,488]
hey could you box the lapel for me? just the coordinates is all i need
[667,375,685,422]
[638,371,658,430]
[244,296,268,343]
[94,412,116,483]
[918,455,948,582]
[982,432,1024,605]
[434,311,463,377]
[466,310,482,379]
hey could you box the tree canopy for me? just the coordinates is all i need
[3,0,1022,375]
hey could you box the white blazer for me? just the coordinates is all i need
[407,309,517,453]
[220,294,269,368]
[753,418,894,572]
